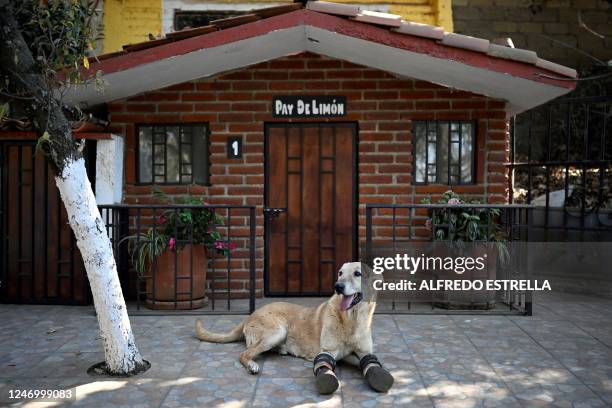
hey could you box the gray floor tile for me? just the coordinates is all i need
[341,378,433,407]
[251,377,341,407]
[505,381,608,407]
[1,293,611,407]
[161,376,256,407]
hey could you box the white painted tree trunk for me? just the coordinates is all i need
[55,157,145,374]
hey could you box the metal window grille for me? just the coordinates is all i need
[414,121,476,185]
[137,124,209,185]
[174,10,246,31]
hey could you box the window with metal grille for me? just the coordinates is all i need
[137,124,209,185]
[414,121,476,184]
[174,10,246,31]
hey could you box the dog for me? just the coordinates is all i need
[195,262,394,394]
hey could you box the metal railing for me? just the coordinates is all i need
[364,203,534,315]
[509,95,612,241]
[99,204,256,314]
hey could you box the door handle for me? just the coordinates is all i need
[264,207,286,218]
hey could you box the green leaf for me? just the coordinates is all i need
[35,131,51,153]
[0,103,8,121]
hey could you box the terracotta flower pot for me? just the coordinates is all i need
[432,245,497,310]
[145,244,208,310]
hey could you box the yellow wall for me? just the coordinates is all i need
[102,0,452,53]
[333,0,453,29]
[103,0,163,53]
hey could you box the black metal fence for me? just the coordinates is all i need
[509,95,612,241]
[99,204,257,314]
[364,204,533,315]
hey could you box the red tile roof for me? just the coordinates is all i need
[91,1,575,79]
[71,2,576,115]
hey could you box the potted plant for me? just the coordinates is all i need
[122,195,235,310]
[422,190,509,310]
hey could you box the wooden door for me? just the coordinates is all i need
[265,123,357,296]
[0,142,90,304]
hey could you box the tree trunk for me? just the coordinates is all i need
[0,0,146,375]
[55,158,146,374]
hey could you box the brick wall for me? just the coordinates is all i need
[453,0,612,70]
[108,52,509,298]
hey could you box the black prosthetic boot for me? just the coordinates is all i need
[313,352,339,395]
[359,354,394,393]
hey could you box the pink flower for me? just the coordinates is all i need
[425,219,432,231]
[168,237,176,251]
[447,198,461,205]
[214,241,237,251]
[157,215,166,225]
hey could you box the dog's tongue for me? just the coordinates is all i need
[339,294,354,311]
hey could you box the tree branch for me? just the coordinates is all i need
[0,89,35,100]
[536,33,608,67]
[0,0,80,171]
[535,71,612,81]
[578,11,606,40]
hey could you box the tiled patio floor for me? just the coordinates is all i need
[1,292,611,407]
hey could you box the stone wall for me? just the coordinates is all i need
[453,0,612,70]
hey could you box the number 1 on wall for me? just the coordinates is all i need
[227,136,242,159]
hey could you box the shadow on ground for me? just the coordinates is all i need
[0,291,611,407]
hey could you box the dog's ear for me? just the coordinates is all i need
[359,262,377,303]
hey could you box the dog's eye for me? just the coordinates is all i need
[338,271,343,276]
[354,271,362,277]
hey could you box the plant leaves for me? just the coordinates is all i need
[0,103,7,120]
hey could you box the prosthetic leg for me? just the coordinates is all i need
[359,354,394,393]
[313,352,339,394]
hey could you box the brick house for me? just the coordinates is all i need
[1,2,576,304]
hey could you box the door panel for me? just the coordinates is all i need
[265,123,357,296]
[1,142,90,304]
[267,126,287,293]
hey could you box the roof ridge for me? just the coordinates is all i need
[88,1,576,80]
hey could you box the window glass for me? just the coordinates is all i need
[461,123,474,183]
[166,126,180,183]
[137,124,208,185]
[437,122,449,184]
[415,124,427,183]
[138,127,153,183]
[414,121,475,185]
[192,126,209,185]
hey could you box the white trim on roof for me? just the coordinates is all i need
[65,24,572,116]
[392,21,444,40]
[351,10,402,27]
[306,1,360,17]
[441,32,490,53]
[305,26,569,116]
[487,44,538,65]
[535,58,578,80]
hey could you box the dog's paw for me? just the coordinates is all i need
[365,366,394,393]
[246,361,260,375]
[315,371,339,395]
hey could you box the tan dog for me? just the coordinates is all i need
[195,262,393,394]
